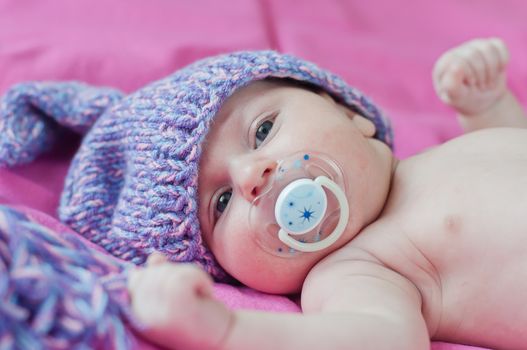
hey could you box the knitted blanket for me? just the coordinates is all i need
[0,205,137,349]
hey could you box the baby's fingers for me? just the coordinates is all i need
[488,38,509,71]
[456,38,509,88]
[486,38,509,86]
[146,252,168,266]
[434,58,471,104]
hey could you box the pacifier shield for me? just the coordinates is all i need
[274,178,327,235]
[248,152,348,256]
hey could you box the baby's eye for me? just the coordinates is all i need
[215,189,232,216]
[255,120,274,148]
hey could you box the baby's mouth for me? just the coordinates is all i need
[248,152,349,256]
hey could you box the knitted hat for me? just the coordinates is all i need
[0,51,393,281]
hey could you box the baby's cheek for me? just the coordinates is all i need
[219,239,264,281]
[211,214,258,269]
[310,127,334,145]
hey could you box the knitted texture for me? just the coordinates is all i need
[0,205,135,350]
[0,82,123,167]
[0,51,393,280]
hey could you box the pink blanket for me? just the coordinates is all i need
[2,0,526,348]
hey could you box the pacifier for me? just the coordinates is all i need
[248,152,349,257]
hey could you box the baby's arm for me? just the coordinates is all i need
[129,254,429,350]
[433,38,527,132]
[226,259,429,350]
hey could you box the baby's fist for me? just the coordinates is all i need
[128,254,233,350]
[432,37,509,115]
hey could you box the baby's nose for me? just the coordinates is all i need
[231,156,277,202]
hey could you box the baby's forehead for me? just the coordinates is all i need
[198,80,288,169]
[209,80,281,126]
[213,78,321,124]
[223,79,294,105]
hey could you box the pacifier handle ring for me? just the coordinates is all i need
[278,176,349,252]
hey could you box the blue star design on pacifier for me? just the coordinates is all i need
[275,178,327,235]
[299,206,316,223]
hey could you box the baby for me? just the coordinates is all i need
[127,37,527,350]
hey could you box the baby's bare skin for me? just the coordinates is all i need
[305,128,527,349]
[129,38,527,350]
[301,38,527,349]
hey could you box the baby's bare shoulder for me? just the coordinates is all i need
[389,127,527,207]
[428,127,527,156]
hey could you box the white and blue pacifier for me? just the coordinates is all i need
[248,153,349,256]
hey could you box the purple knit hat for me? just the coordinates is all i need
[0,51,393,281]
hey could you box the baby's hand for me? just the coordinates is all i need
[128,253,233,350]
[433,38,509,116]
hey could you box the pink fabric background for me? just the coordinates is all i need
[2,1,526,348]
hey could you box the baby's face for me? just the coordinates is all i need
[198,80,394,293]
